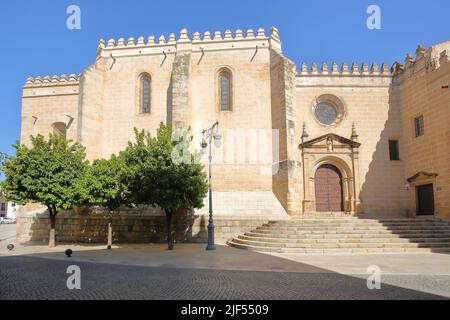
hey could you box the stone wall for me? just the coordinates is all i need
[16,206,278,245]
[19,26,450,221]
[21,75,79,146]
[396,43,450,219]
[294,64,405,215]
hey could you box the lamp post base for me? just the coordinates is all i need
[206,223,216,251]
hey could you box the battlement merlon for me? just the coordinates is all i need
[95,27,282,59]
[391,41,450,83]
[22,74,80,98]
[296,62,392,77]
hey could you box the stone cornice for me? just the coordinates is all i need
[407,171,439,183]
[296,74,392,88]
[22,81,79,98]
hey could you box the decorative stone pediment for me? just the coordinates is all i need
[407,171,438,183]
[299,133,361,150]
[299,132,362,215]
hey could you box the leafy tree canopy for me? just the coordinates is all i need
[75,155,129,211]
[122,123,207,214]
[0,134,87,215]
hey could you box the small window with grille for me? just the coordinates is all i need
[414,115,424,137]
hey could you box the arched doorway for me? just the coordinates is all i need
[314,164,343,212]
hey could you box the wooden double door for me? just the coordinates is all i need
[315,164,344,212]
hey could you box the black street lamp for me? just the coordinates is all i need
[201,121,221,251]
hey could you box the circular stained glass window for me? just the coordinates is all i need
[314,102,338,125]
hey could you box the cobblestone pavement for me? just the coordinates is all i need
[0,255,447,300]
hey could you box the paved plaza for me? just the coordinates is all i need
[1,224,450,300]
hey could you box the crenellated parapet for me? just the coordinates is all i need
[96,27,281,59]
[22,73,80,98]
[392,42,450,83]
[297,62,391,77]
[24,73,80,86]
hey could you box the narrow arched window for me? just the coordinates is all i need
[52,122,67,138]
[219,70,232,111]
[140,74,151,114]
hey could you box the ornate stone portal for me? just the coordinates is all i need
[299,130,362,215]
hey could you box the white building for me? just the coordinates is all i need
[0,191,18,219]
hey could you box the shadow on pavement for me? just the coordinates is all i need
[0,244,448,300]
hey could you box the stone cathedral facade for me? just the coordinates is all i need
[17,27,450,243]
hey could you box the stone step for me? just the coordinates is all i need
[245,231,450,239]
[253,227,450,235]
[234,237,450,248]
[272,216,446,222]
[231,238,450,249]
[227,240,450,254]
[228,217,450,254]
[249,232,450,239]
[256,225,450,232]
[268,222,443,228]
[286,218,443,222]
[238,235,450,244]
[272,218,445,222]
[268,221,449,227]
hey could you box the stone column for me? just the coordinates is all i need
[351,148,362,214]
[301,152,314,213]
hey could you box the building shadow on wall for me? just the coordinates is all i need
[359,86,405,217]
[166,79,173,124]
[357,87,450,254]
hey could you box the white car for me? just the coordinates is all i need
[0,217,16,224]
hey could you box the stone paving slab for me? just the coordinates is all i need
[2,233,450,299]
[268,252,450,275]
[0,255,447,300]
[0,243,331,273]
[2,237,450,276]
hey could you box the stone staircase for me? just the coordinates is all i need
[227,215,450,254]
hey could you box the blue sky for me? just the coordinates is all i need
[0,0,449,161]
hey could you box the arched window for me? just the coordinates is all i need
[52,122,67,138]
[219,69,232,111]
[140,74,151,114]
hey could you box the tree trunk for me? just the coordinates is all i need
[107,211,113,250]
[166,211,174,250]
[49,212,56,248]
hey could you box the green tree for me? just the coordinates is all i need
[123,123,207,250]
[0,134,87,247]
[75,155,129,249]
